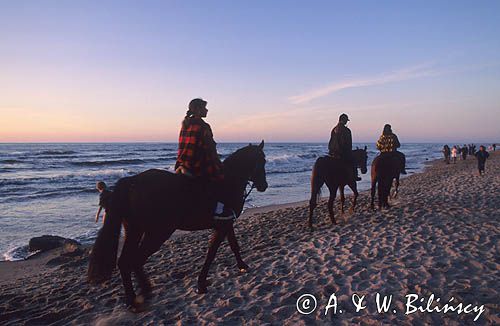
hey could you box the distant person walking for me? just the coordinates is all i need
[461,144,468,160]
[443,145,451,164]
[475,146,490,176]
[375,124,407,174]
[451,146,458,164]
[95,181,112,223]
[493,143,496,151]
[328,113,361,181]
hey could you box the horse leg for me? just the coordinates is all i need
[378,180,385,209]
[349,183,359,214]
[393,176,400,198]
[383,180,391,208]
[117,227,142,308]
[339,186,345,214]
[326,185,338,225]
[226,224,249,272]
[134,229,175,301]
[198,224,229,294]
[308,167,324,231]
[370,178,377,210]
[308,193,318,231]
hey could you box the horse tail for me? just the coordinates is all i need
[88,177,131,284]
[311,158,325,203]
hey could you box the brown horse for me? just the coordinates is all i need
[88,142,267,311]
[308,147,368,230]
[370,153,401,209]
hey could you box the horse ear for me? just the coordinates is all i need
[258,140,264,149]
[364,146,367,150]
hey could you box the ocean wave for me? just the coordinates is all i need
[0,187,101,203]
[2,245,33,261]
[34,150,78,156]
[1,159,23,164]
[70,159,146,166]
[267,167,312,175]
[298,153,318,159]
[267,154,303,163]
[0,168,133,185]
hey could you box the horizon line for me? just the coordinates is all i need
[1,141,497,145]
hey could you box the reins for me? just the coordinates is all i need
[243,181,255,202]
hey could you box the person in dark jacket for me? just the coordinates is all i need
[328,113,361,181]
[475,145,490,176]
[376,124,407,174]
[443,145,451,164]
[461,144,468,160]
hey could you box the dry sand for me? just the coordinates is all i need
[1,152,499,325]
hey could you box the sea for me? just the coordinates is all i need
[0,142,446,261]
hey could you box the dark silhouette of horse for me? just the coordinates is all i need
[308,147,368,230]
[88,142,267,311]
[370,153,402,209]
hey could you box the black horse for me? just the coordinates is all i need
[370,153,402,209]
[88,142,267,310]
[308,147,368,230]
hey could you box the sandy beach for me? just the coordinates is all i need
[1,152,499,325]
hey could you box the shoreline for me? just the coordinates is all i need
[0,144,447,261]
[1,152,499,324]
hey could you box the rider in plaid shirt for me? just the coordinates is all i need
[175,99,223,181]
[175,98,233,218]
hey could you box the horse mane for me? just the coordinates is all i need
[223,145,251,164]
[223,144,261,179]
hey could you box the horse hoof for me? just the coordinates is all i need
[197,280,210,294]
[126,300,147,313]
[138,287,153,300]
[238,263,250,273]
[196,285,208,294]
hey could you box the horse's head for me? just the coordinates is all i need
[223,140,268,192]
[353,146,368,174]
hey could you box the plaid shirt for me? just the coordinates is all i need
[376,134,401,152]
[176,117,223,180]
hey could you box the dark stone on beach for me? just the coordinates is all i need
[28,235,81,253]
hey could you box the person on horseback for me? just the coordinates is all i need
[328,113,361,181]
[376,124,407,174]
[175,98,235,219]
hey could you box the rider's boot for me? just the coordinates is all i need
[214,202,236,220]
[354,168,361,181]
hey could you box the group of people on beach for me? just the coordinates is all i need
[442,144,491,175]
[443,144,477,164]
[94,98,491,223]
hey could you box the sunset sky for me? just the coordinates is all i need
[1,1,499,143]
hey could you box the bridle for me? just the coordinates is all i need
[242,154,264,202]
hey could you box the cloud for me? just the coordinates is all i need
[288,63,440,104]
